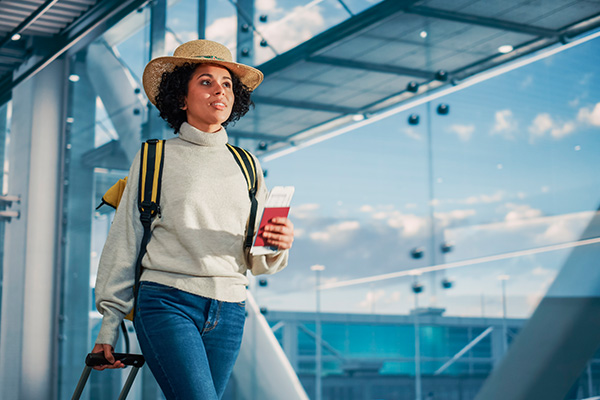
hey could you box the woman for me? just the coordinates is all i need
[91,40,294,400]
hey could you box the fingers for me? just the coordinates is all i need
[92,344,125,370]
[263,218,294,250]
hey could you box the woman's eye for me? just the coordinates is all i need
[201,80,211,86]
[223,82,231,88]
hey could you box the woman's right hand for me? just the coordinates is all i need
[91,343,126,370]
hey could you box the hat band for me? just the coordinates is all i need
[192,55,226,61]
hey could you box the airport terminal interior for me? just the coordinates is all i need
[1,0,600,399]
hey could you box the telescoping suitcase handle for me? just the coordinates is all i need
[72,353,145,400]
[85,352,145,368]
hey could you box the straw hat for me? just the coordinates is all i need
[142,40,264,106]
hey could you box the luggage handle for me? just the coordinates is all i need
[85,353,145,368]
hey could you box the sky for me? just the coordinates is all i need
[92,0,600,321]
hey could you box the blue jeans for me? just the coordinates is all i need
[133,281,246,400]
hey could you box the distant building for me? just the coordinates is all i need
[264,309,597,400]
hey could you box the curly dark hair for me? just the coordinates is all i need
[154,62,254,133]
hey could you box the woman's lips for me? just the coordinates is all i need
[211,101,226,110]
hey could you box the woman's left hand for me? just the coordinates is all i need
[263,217,294,250]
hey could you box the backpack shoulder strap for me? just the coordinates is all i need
[138,139,165,218]
[226,143,258,248]
[128,139,165,322]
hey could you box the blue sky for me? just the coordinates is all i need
[95,1,600,320]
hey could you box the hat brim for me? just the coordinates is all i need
[142,56,264,106]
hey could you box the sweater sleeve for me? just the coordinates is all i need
[94,151,143,347]
[246,156,290,276]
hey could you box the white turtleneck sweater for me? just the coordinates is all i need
[95,122,288,346]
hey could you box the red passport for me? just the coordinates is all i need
[253,207,290,247]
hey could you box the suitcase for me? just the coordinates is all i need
[71,353,145,400]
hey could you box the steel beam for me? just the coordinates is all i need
[309,55,434,79]
[406,6,558,38]
[252,94,358,114]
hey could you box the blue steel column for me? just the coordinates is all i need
[236,0,255,64]
[57,49,97,400]
[198,0,206,38]
[143,0,167,141]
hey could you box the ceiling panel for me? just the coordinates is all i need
[247,0,600,157]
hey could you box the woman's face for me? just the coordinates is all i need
[183,64,235,133]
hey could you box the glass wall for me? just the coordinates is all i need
[259,33,600,399]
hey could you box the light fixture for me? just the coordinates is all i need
[436,104,449,115]
[311,264,325,271]
[11,33,21,41]
[435,70,448,81]
[352,114,365,122]
[259,278,268,287]
[66,117,75,124]
[241,48,250,57]
[260,39,268,47]
[420,30,427,38]
[258,141,268,151]
[241,23,250,32]
[259,14,268,23]
[440,242,453,253]
[575,145,581,151]
[133,108,141,115]
[411,282,424,294]
[406,81,419,93]
[68,74,80,82]
[441,278,453,289]
[410,247,425,259]
[408,114,420,125]
[498,45,513,54]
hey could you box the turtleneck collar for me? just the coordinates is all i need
[178,122,228,147]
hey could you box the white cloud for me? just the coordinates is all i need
[256,0,278,11]
[359,289,386,310]
[403,127,422,140]
[528,113,576,140]
[290,203,320,219]
[449,124,475,141]
[309,220,360,243]
[380,212,428,238]
[461,191,505,205]
[254,3,326,62]
[435,209,476,228]
[504,203,543,222]
[520,75,533,89]
[577,103,600,126]
[293,228,306,238]
[491,109,518,138]
[206,15,237,50]
[360,205,374,213]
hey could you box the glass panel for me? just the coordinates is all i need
[427,36,600,320]
[259,34,600,399]
[254,0,380,64]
